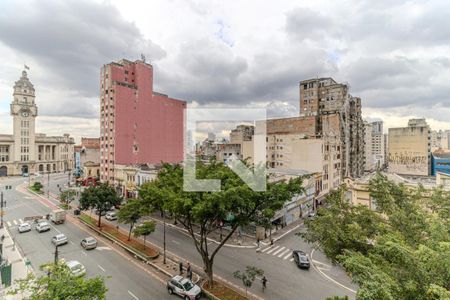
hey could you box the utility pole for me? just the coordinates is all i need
[54,244,60,264]
[0,192,4,229]
[163,210,166,264]
[47,171,50,198]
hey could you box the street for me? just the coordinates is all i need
[1,175,172,300]
[3,173,357,300]
[43,174,356,300]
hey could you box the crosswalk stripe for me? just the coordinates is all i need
[290,258,294,262]
[278,249,290,258]
[261,246,273,253]
[284,252,292,260]
[272,246,285,256]
[13,220,17,225]
[19,219,23,224]
[266,246,279,254]
[7,221,12,227]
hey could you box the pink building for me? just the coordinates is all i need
[100,59,186,183]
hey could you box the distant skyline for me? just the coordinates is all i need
[1,0,450,142]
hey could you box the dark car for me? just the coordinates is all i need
[292,250,310,269]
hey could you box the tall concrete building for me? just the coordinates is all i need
[388,118,431,176]
[364,121,374,171]
[0,70,74,176]
[364,120,385,171]
[99,59,186,183]
[300,77,365,178]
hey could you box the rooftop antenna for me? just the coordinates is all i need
[140,53,146,63]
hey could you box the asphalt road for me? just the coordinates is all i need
[36,174,357,300]
[1,175,172,300]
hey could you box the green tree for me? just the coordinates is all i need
[133,220,156,249]
[32,182,43,192]
[233,266,264,297]
[326,297,349,300]
[9,263,107,299]
[303,173,450,300]
[117,199,144,241]
[139,161,304,285]
[301,187,384,261]
[59,189,77,209]
[79,183,122,227]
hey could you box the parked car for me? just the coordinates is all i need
[292,250,310,269]
[105,212,117,221]
[36,221,51,233]
[18,222,31,233]
[81,237,98,250]
[94,209,106,216]
[65,260,86,277]
[167,275,202,300]
[52,233,68,246]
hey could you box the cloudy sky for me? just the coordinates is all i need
[1,0,450,142]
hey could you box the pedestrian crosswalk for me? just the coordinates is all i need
[259,244,295,261]
[6,219,25,227]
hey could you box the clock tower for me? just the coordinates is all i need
[11,70,38,168]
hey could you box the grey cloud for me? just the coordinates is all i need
[285,7,335,42]
[0,0,165,101]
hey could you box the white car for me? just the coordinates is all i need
[18,222,31,233]
[80,237,98,250]
[52,233,68,246]
[105,212,117,221]
[167,275,202,300]
[66,260,86,277]
[36,221,51,233]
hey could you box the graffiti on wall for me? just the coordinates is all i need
[388,151,428,175]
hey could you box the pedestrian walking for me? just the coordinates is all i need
[261,276,267,292]
[257,238,260,248]
[179,261,183,275]
[186,262,192,280]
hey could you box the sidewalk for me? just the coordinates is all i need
[0,226,34,299]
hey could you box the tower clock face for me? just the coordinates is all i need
[21,111,29,117]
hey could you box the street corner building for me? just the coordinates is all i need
[99,59,186,184]
[0,70,75,177]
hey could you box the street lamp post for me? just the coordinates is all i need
[163,211,166,264]
[47,171,50,198]
[0,192,4,229]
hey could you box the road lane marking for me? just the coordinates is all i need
[7,221,12,227]
[312,259,331,268]
[81,250,87,256]
[261,246,273,253]
[311,248,356,294]
[283,252,292,260]
[19,219,23,223]
[172,240,180,245]
[96,246,112,251]
[265,246,279,254]
[128,290,139,300]
[278,248,291,258]
[272,246,285,256]
[290,258,294,262]
[70,241,75,245]
[98,264,106,272]
[13,220,17,225]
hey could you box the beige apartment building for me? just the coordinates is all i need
[0,70,74,177]
[388,118,431,176]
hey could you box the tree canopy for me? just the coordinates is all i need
[117,199,145,241]
[79,183,122,227]
[9,263,107,300]
[139,161,305,284]
[133,220,156,249]
[302,173,450,300]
